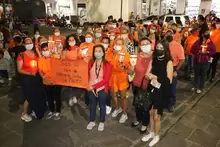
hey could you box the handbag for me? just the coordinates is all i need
[134,77,152,110]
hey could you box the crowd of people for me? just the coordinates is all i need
[0,13,219,147]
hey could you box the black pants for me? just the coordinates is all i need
[133,85,150,126]
[194,62,209,90]
[44,85,62,113]
[207,53,220,79]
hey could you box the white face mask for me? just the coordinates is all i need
[110,36,115,41]
[153,20,158,24]
[69,41,76,47]
[77,29,83,34]
[35,34,40,39]
[25,44,33,50]
[114,45,122,51]
[177,28,181,32]
[216,24,220,29]
[122,34,128,39]
[54,32,60,36]
[102,43,109,49]
[42,51,50,57]
[141,44,151,53]
[85,37,93,43]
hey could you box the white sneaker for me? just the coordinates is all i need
[21,113,32,122]
[111,108,123,118]
[30,111,37,119]
[46,112,55,120]
[73,96,77,104]
[54,113,61,120]
[196,89,202,94]
[98,123,104,131]
[142,131,155,142]
[119,114,128,123]
[69,98,74,106]
[191,87,195,92]
[149,135,160,147]
[106,106,112,115]
[87,122,95,130]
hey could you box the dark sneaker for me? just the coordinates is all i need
[168,106,175,113]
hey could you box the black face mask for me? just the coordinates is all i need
[204,34,210,39]
[155,50,164,57]
[166,35,173,42]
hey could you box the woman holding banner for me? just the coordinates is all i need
[17,38,46,122]
[106,38,130,124]
[61,34,84,106]
[38,40,62,120]
[87,44,112,131]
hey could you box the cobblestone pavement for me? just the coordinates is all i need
[0,73,219,147]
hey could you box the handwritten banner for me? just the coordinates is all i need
[49,59,88,88]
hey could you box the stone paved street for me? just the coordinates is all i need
[0,73,219,147]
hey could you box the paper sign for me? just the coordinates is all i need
[119,52,125,63]
[130,55,137,66]
[81,47,88,57]
[49,59,88,88]
[208,57,213,63]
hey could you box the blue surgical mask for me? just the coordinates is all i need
[114,45,122,51]
[141,44,151,53]
[102,43,109,49]
[85,37,93,43]
[25,44,33,50]
[95,52,104,59]
[95,33,102,38]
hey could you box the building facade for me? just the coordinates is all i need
[42,0,220,21]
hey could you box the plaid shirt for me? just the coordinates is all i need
[125,38,135,55]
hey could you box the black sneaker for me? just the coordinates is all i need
[168,106,175,113]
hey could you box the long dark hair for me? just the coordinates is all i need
[91,44,108,66]
[199,28,209,45]
[64,34,80,50]
[152,40,173,63]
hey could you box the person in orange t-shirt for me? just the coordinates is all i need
[61,34,85,107]
[17,38,46,121]
[208,18,220,81]
[50,28,66,45]
[184,28,199,80]
[38,40,62,120]
[79,32,95,60]
[172,23,182,43]
[106,38,130,123]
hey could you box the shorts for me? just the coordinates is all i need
[109,73,129,92]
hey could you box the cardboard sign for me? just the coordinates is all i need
[49,59,88,88]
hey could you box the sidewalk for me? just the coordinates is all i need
[0,75,219,147]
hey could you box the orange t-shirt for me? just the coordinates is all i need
[169,41,185,67]
[211,29,220,53]
[184,34,199,55]
[106,47,130,74]
[38,57,51,85]
[174,32,181,43]
[79,42,95,60]
[17,52,38,73]
[62,46,79,60]
[51,35,66,45]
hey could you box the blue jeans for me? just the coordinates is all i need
[194,62,209,89]
[184,55,193,78]
[106,90,111,106]
[169,68,177,108]
[88,90,107,122]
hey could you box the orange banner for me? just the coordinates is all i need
[49,59,88,88]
